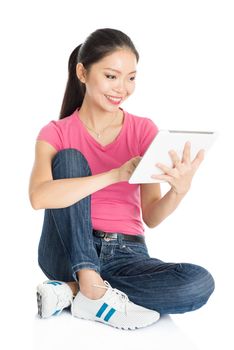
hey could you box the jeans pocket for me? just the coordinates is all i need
[119,242,149,256]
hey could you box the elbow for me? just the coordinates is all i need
[143,216,159,229]
[29,192,42,210]
[145,222,157,229]
[143,217,155,229]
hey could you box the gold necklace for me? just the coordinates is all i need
[78,110,120,139]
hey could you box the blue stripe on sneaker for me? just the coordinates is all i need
[47,281,62,286]
[104,308,116,322]
[96,303,108,318]
[52,310,61,316]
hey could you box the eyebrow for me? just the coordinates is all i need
[103,68,137,74]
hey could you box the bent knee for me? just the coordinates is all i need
[52,148,92,178]
[53,148,87,162]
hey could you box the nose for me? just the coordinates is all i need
[113,78,126,95]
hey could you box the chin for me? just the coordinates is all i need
[101,102,121,112]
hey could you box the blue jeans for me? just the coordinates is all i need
[38,149,215,314]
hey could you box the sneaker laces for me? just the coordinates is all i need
[92,280,130,315]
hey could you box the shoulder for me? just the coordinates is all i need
[42,112,75,130]
[125,109,159,134]
[38,111,76,135]
[36,111,76,151]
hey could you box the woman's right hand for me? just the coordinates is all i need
[114,156,142,182]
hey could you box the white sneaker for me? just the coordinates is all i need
[36,280,74,318]
[71,281,160,330]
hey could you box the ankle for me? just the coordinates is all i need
[80,285,106,300]
[66,282,79,296]
[77,269,106,300]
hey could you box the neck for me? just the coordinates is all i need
[78,99,122,130]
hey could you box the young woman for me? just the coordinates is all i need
[29,28,215,330]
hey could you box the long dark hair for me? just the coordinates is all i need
[59,28,139,119]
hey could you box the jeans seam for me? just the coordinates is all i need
[50,210,74,263]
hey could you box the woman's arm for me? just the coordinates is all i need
[30,171,119,210]
[142,189,186,228]
[143,142,205,228]
[29,141,119,210]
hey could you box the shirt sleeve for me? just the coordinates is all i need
[139,118,159,156]
[36,121,63,151]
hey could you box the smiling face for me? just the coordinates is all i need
[76,48,137,112]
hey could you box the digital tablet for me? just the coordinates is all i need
[128,130,218,184]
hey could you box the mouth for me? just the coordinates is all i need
[105,94,123,105]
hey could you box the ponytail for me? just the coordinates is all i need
[59,44,85,119]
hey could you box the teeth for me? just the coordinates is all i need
[106,95,122,102]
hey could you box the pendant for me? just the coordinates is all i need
[97,133,101,138]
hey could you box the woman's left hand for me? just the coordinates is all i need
[151,142,205,195]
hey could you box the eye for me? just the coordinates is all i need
[129,76,136,81]
[105,74,116,80]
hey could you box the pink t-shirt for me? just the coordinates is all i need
[36,108,158,235]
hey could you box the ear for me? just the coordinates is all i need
[76,63,87,83]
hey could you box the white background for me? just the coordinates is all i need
[1,0,233,349]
